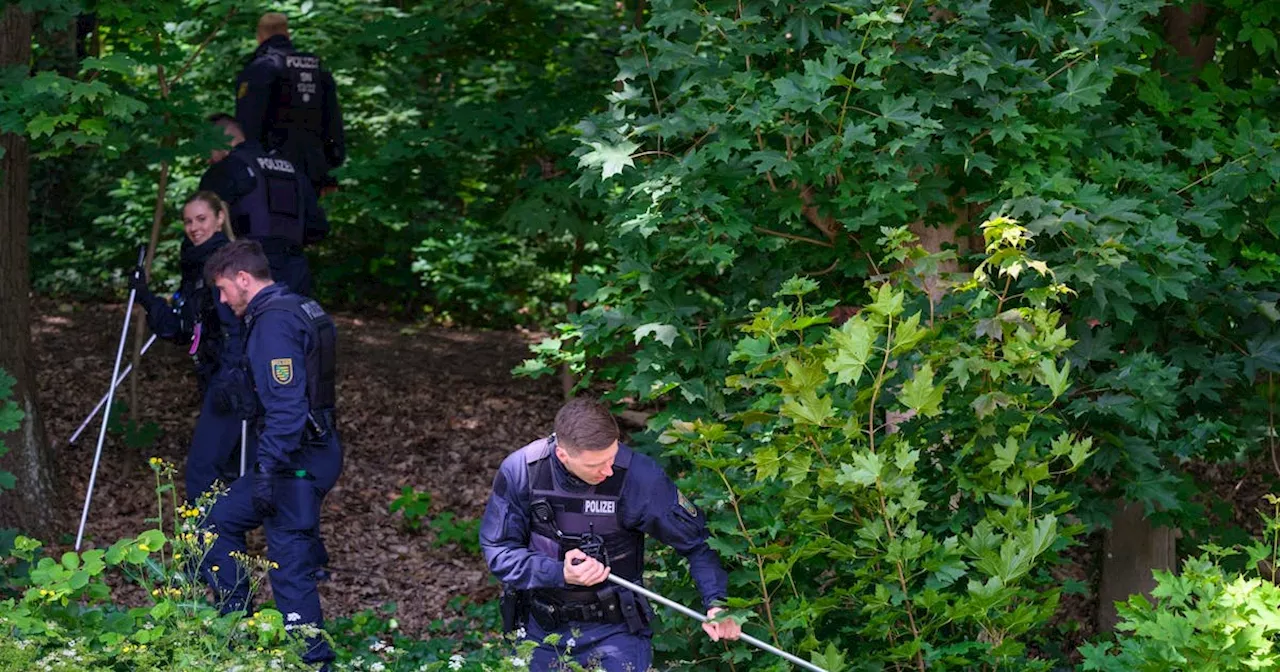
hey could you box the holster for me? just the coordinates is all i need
[499,584,528,633]
[616,588,648,634]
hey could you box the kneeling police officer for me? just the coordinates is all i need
[199,239,343,667]
[200,113,328,298]
[480,398,741,671]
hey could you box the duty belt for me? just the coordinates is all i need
[529,586,649,632]
[535,597,625,626]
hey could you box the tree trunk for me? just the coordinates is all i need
[1096,500,1177,632]
[0,3,62,537]
[1161,3,1217,72]
[1092,3,1218,629]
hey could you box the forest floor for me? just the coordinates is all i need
[31,298,563,638]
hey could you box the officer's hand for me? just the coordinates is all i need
[702,607,742,642]
[251,470,277,518]
[128,264,152,303]
[563,549,609,586]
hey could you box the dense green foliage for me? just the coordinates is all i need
[7,0,1280,668]
[24,0,624,325]
[524,0,1280,534]
[641,220,1090,669]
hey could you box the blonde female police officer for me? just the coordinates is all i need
[480,398,741,671]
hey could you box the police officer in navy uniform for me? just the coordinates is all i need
[129,191,256,502]
[235,12,345,195]
[199,113,328,298]
[480,398,742,671]
[199,239,343,668]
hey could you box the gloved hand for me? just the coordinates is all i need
[252,467,277,519]
[128,264,154,304]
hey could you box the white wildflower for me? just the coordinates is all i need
[448,654,465,671]
[286,612,302,622]
[508,657,528,668]
[371,663,386,672]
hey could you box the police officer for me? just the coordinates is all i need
[199,113,328,297]
[129,191,256,502]
[235,12,345,195]
[199,239,343,667]
[480,398,742,671]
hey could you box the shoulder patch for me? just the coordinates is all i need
[237,81,248,99]
[270,358,294,385]
[676,489,698,517]
[300,300,327,320]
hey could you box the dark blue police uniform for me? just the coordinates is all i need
[235,34,345,193]
[199,143,328,297]
[480,436,729,671]
[134,232,257,502]
[199,282,343,666]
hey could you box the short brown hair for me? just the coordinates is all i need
[257,12,289,38]
[555,398,619,452]
[205,239,272,285]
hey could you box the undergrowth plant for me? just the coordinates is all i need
[649,220,1094,671]
[0,458,316,671]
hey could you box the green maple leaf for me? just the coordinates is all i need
[579,140,640,179]
[1050,62,1110,113]
[899,363,944,417]
[990,437,1019,474]
[825,317,874,386]
[1036,358,1071,398]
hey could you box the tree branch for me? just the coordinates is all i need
[753,226,834,248]
[171,7,237,87]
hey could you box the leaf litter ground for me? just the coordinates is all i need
[32,299,563,638]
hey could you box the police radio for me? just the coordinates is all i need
[531,498,610,567]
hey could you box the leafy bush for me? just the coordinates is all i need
[641,221,1092,670]
[1080,494,1280,671]
[0,459,317,671]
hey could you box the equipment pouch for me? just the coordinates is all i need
[530,596,561,631]
[617,589,646,634]
[499,584,528,633]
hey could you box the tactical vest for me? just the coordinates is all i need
[227,147,306,248]
[268,48,325,136]
[246,290,337,412]
[178,274,222,370]
[525,438,644,600]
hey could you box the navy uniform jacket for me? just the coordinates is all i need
[243,282,314,473]
[198,143,329,246]
[480,440,729,611]
[235,35,345,181]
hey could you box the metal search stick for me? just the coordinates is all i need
[67,333,158,445]
[239,420,248,477]
[75,245,146,551]
[605,574,830,672]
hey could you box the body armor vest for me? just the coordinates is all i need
[178,275,222,370]
[247,290,337,412]
[525,438,644,601]
[226,146,306,248]
[270,48,324,135]
[263,47,328,186]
